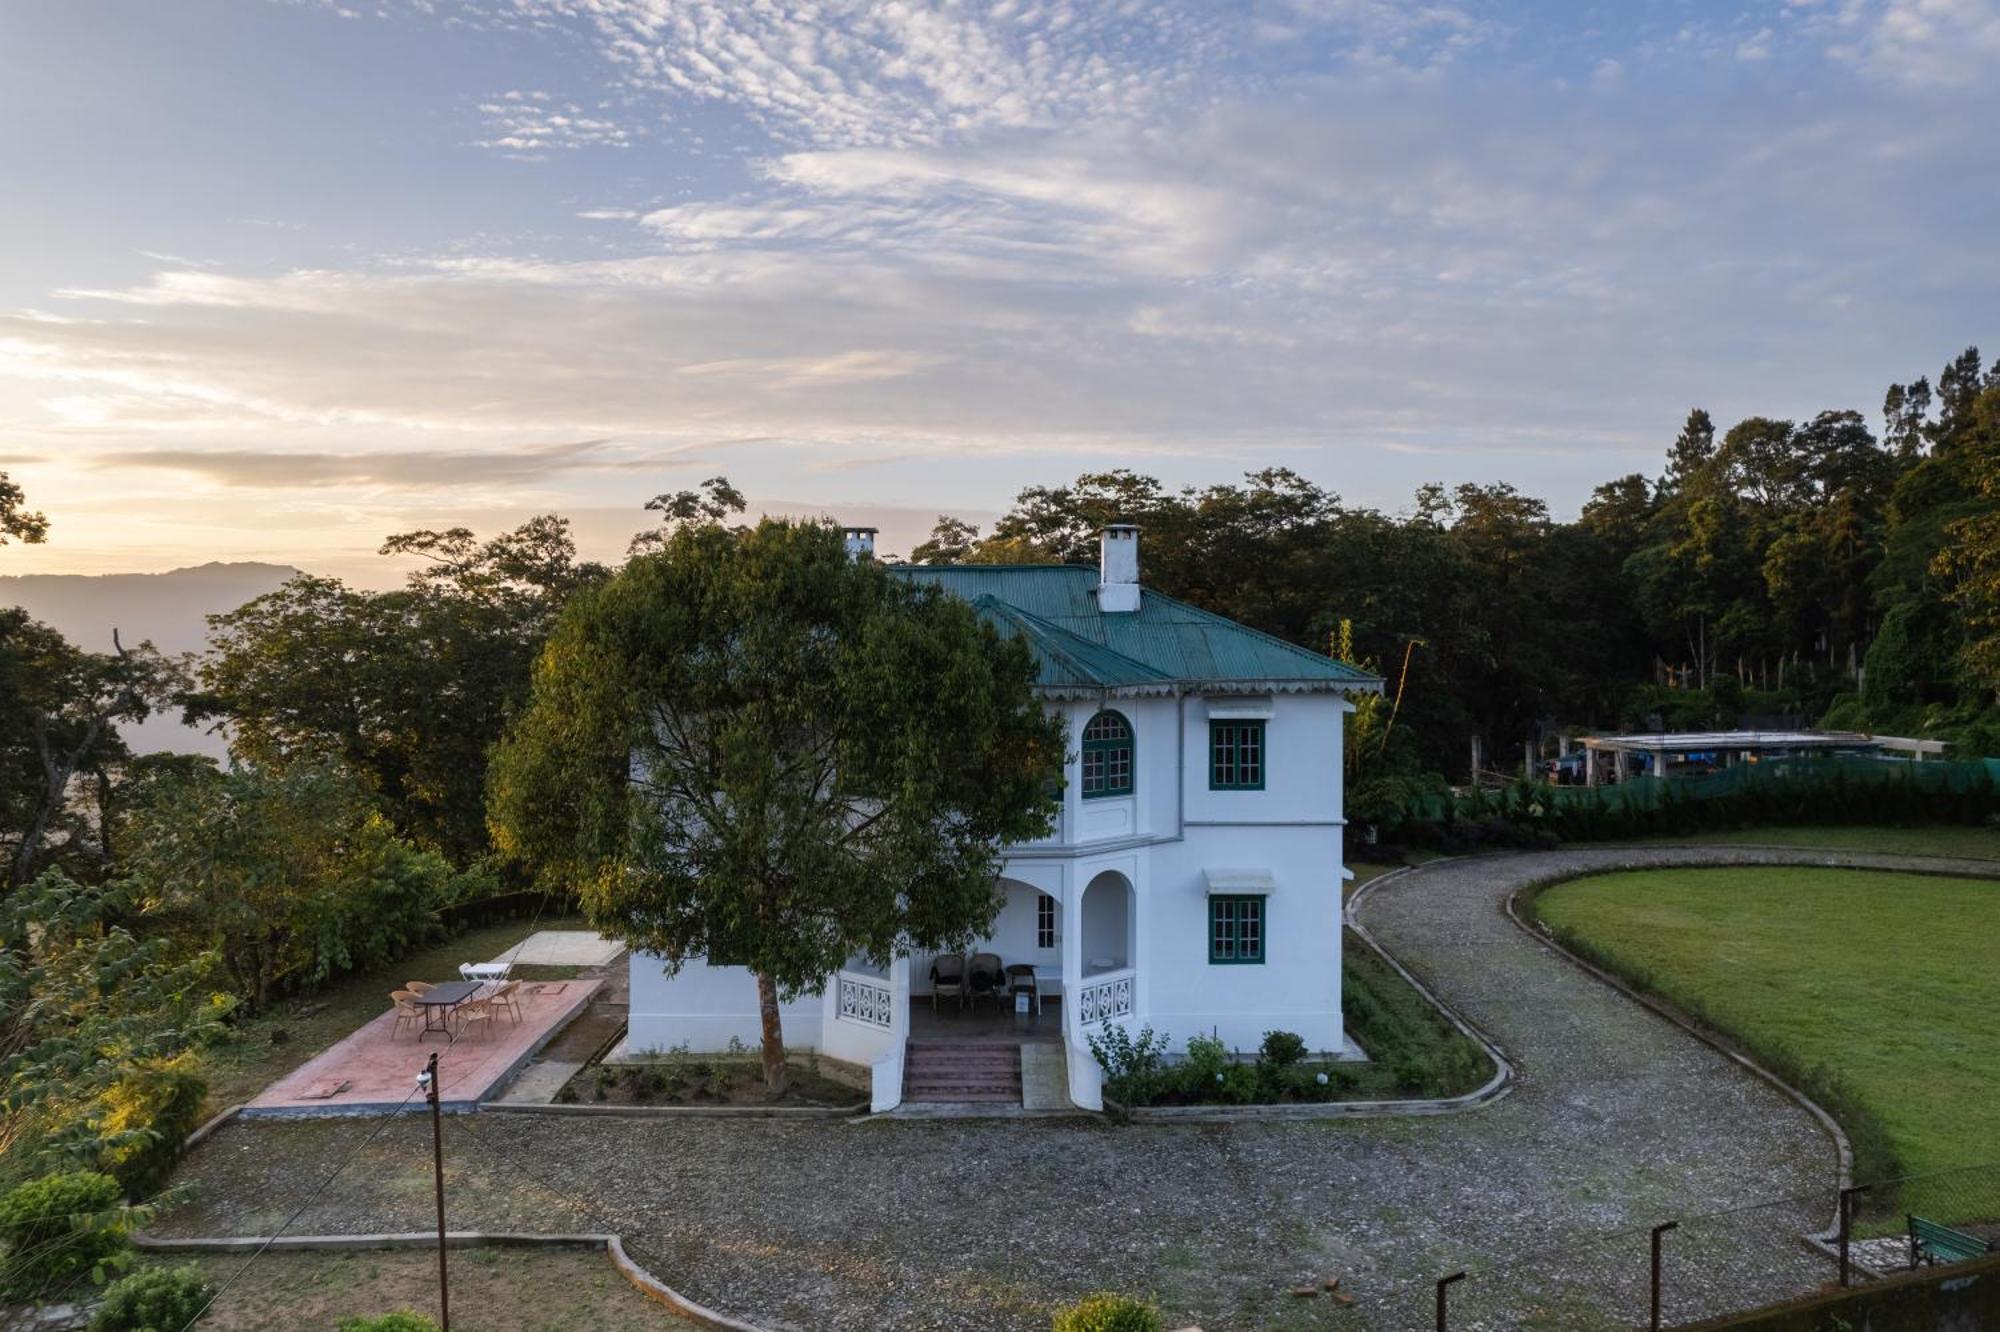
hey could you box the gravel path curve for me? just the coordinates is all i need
[156,847,1997,1331]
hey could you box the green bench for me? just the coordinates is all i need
[1908,1214,1994,1268]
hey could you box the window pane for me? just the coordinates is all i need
[1083,711,1134,798]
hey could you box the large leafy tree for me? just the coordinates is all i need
[116,762,465,1010]
[0,471,48,547]
[192,517,606,862]
[490,518,1063,1091]
[0,615,184,889]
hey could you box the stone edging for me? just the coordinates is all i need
[132,1229,773,1332]
[481,1099,867,1120]
[1106,867,1515,1124]
[183,1103,246,1154]
[1492,847,2000,1242]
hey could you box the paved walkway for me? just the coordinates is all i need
[163,848,1996,1331]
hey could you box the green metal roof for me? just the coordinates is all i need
[895,565,1383,697]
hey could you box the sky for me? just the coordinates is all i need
[3,0,1998,583]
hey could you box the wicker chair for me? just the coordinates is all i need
[455,997,496,1041]
[491,980,525,1026]
[405,980,435,995]
[929,953,968,1014]
[967,952,1005,1013]
[389,990,422,1039]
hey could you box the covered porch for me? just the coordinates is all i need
[819,868,1140,1109]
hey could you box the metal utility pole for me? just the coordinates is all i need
[1434,1271,1464,1331]
[1650,1221,1678,1330]
[422,1052,451,1332]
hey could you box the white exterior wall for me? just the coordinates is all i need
[623,686,1354,1069]
[625,956,825,1054]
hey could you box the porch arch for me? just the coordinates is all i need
[1079,869,1135,977]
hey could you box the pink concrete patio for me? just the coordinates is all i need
[246,979,602,1115]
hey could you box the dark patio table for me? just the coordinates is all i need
[411,980,484,1039]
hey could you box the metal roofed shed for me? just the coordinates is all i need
[1576,729,1927,786]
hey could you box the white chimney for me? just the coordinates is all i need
[1097,524,1140,613]
[842,526,878,561]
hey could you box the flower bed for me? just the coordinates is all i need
[1089,932,1492,1108]
[557,1049,862,1108]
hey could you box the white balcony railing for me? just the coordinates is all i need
[835,971,894,1029]
[1074,968,1135,1026]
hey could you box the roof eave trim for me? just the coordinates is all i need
[1033,677,1382,700]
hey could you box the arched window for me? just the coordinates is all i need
[1081,709,1134,798]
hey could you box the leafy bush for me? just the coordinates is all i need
[0,1171,140,1300]
[1258,1030,1307,1067]
[337,1314,441,1332]
[1181,1034,1228,1085]
[1086,1024,1171,1105]
[93,1055,208,1198]
[0,874,231,1196]
[89,1264,214,1332]
[1050,1293,1162,1332]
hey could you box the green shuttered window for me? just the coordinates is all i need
[1209,894,1266,963]
[1209,719,1266,789]
[1081,710,1134,798]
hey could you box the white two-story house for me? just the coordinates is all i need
[622,525,1382,1111]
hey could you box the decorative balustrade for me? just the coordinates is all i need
[836,972,894,1029]
[1075,969,1134,1026]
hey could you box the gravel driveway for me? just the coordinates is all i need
[158,847,1994,1331]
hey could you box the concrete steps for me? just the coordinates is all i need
[902,1040,1022,1104]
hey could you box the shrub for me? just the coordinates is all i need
[89,1264,215,1332]
[0,1171,139,1300]
[1258,1030,1307,1067]
[94,1056,209,1198]
[1051,1293,1162,1332]
[1086,1024,1171,1105]
[1215,1062,1259,1105]
[337,1315,440,1332]
[1181,1034,1228,1084]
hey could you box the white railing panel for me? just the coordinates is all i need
[1074,968,1135,1027]
[835,971,894,1029]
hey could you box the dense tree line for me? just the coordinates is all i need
[914,344,2000,779]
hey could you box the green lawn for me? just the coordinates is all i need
[134,1245,679,1331]
[1534,866,2000,1196]
[200,917,589,1114]
[1632,823,2000,860]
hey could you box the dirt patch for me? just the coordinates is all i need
[135,1245,687,1330]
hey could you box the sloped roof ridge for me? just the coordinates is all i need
[1137,585,1383,684]
[967,593,1171,685]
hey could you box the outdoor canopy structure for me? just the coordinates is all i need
[1578,729,1944,786]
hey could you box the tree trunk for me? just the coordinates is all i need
[753,970,789,1096]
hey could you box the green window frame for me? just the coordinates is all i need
[1080,710,1134,799]
[1209,719,1266,790]
[1209,894,1266,964]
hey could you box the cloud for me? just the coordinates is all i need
[1820,0,2000,87]
[474,90,639,158]
[93,439,693,489]
[484,0,1218,149]
[1736,26,1776,60]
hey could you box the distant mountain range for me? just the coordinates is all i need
[0,561,299,756]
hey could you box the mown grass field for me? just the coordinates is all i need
[1634,823,2000,860]
[1533,866,2000,1191]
